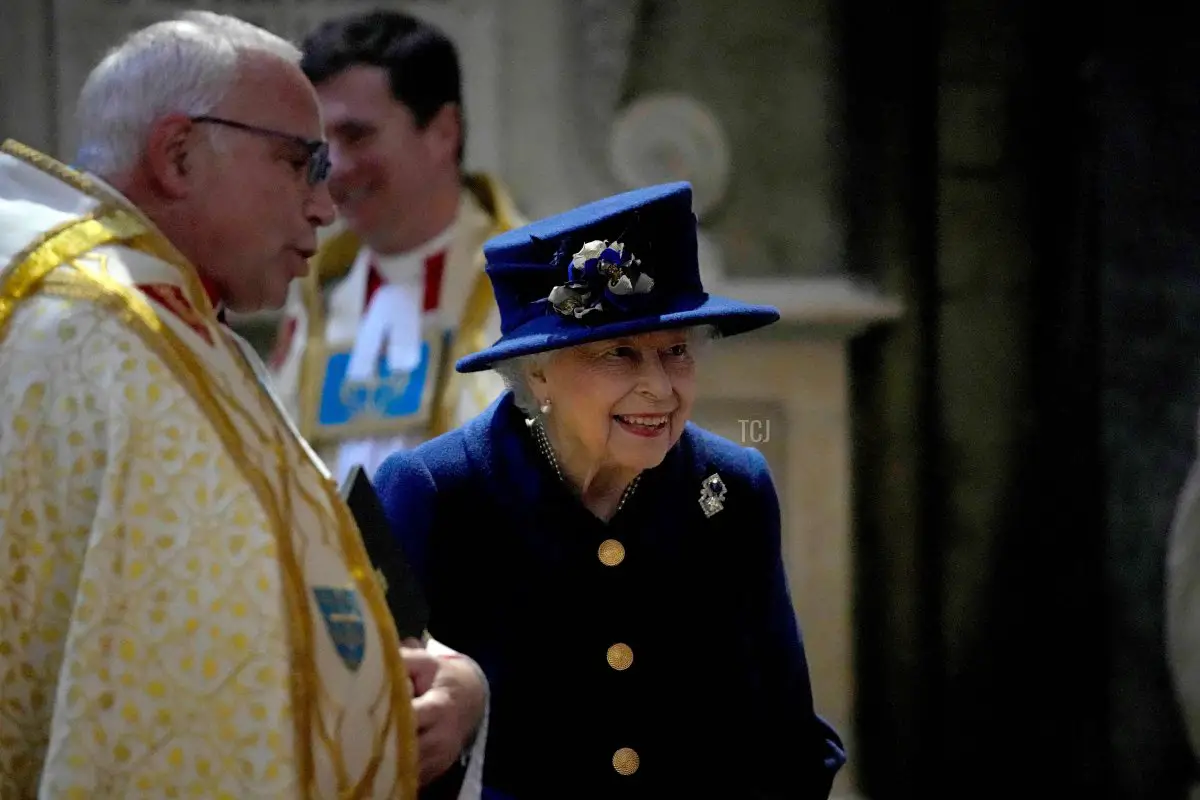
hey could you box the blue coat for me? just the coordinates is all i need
[374,393,846,798]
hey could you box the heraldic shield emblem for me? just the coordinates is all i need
[313,586,367,672]
[301,328,450,446]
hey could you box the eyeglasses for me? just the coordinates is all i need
[190,115,331,186]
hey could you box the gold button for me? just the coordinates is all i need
[598,539,625,566]
[612,747,640,776]
[606,643,633,671]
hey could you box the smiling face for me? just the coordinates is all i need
[316,64,459,253]
[529,328,700,476]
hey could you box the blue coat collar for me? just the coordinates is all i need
[460,393,715,523]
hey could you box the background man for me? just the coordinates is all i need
[270,9,523,482]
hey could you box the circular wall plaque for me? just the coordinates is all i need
[608,93,732,219]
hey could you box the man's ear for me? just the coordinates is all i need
[423,102,462,165]
[143,114,199,199]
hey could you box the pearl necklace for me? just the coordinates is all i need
[530,418,641,514]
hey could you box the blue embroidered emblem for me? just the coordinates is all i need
[313,586,366,672]
[318,341,433,426]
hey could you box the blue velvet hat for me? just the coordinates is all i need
[455,181,780,373]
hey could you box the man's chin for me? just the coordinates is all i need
[341,210,395,246]
[224,289,285,316]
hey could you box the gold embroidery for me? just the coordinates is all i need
[28,269,319,797]
[72,252,110,275]
[1,269,297,791]
[429,267,496,436]
[0,183,417,797]
[0,207,141,342]
[1,140,217,320]
[62,257,415,800]
[221,340,412,795]
[0,308,298,795]
[2,139,96,195]
[2,141,420,797]
[431,173,522,436]
[223,323,419,795]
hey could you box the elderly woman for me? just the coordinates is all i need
[374,182,845,798]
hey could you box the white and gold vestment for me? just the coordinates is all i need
[0,141,418,799]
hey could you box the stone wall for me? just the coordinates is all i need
[621,0,840,277]
[0,0,56,153]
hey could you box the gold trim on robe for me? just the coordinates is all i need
[0,139,418,799]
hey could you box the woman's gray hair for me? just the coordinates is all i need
[491,324,722,417]
[492,352,549,417]
[74,11,301,178]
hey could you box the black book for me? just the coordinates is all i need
[338,464,430,640]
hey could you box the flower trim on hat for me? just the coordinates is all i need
[546,239,656,321]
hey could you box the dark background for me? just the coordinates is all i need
[843,0,1200,796]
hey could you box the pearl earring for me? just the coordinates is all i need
[539,399,552,416]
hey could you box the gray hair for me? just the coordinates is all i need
[492,324,722,417]
[493,352,550,417]
[74,11,301,177]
